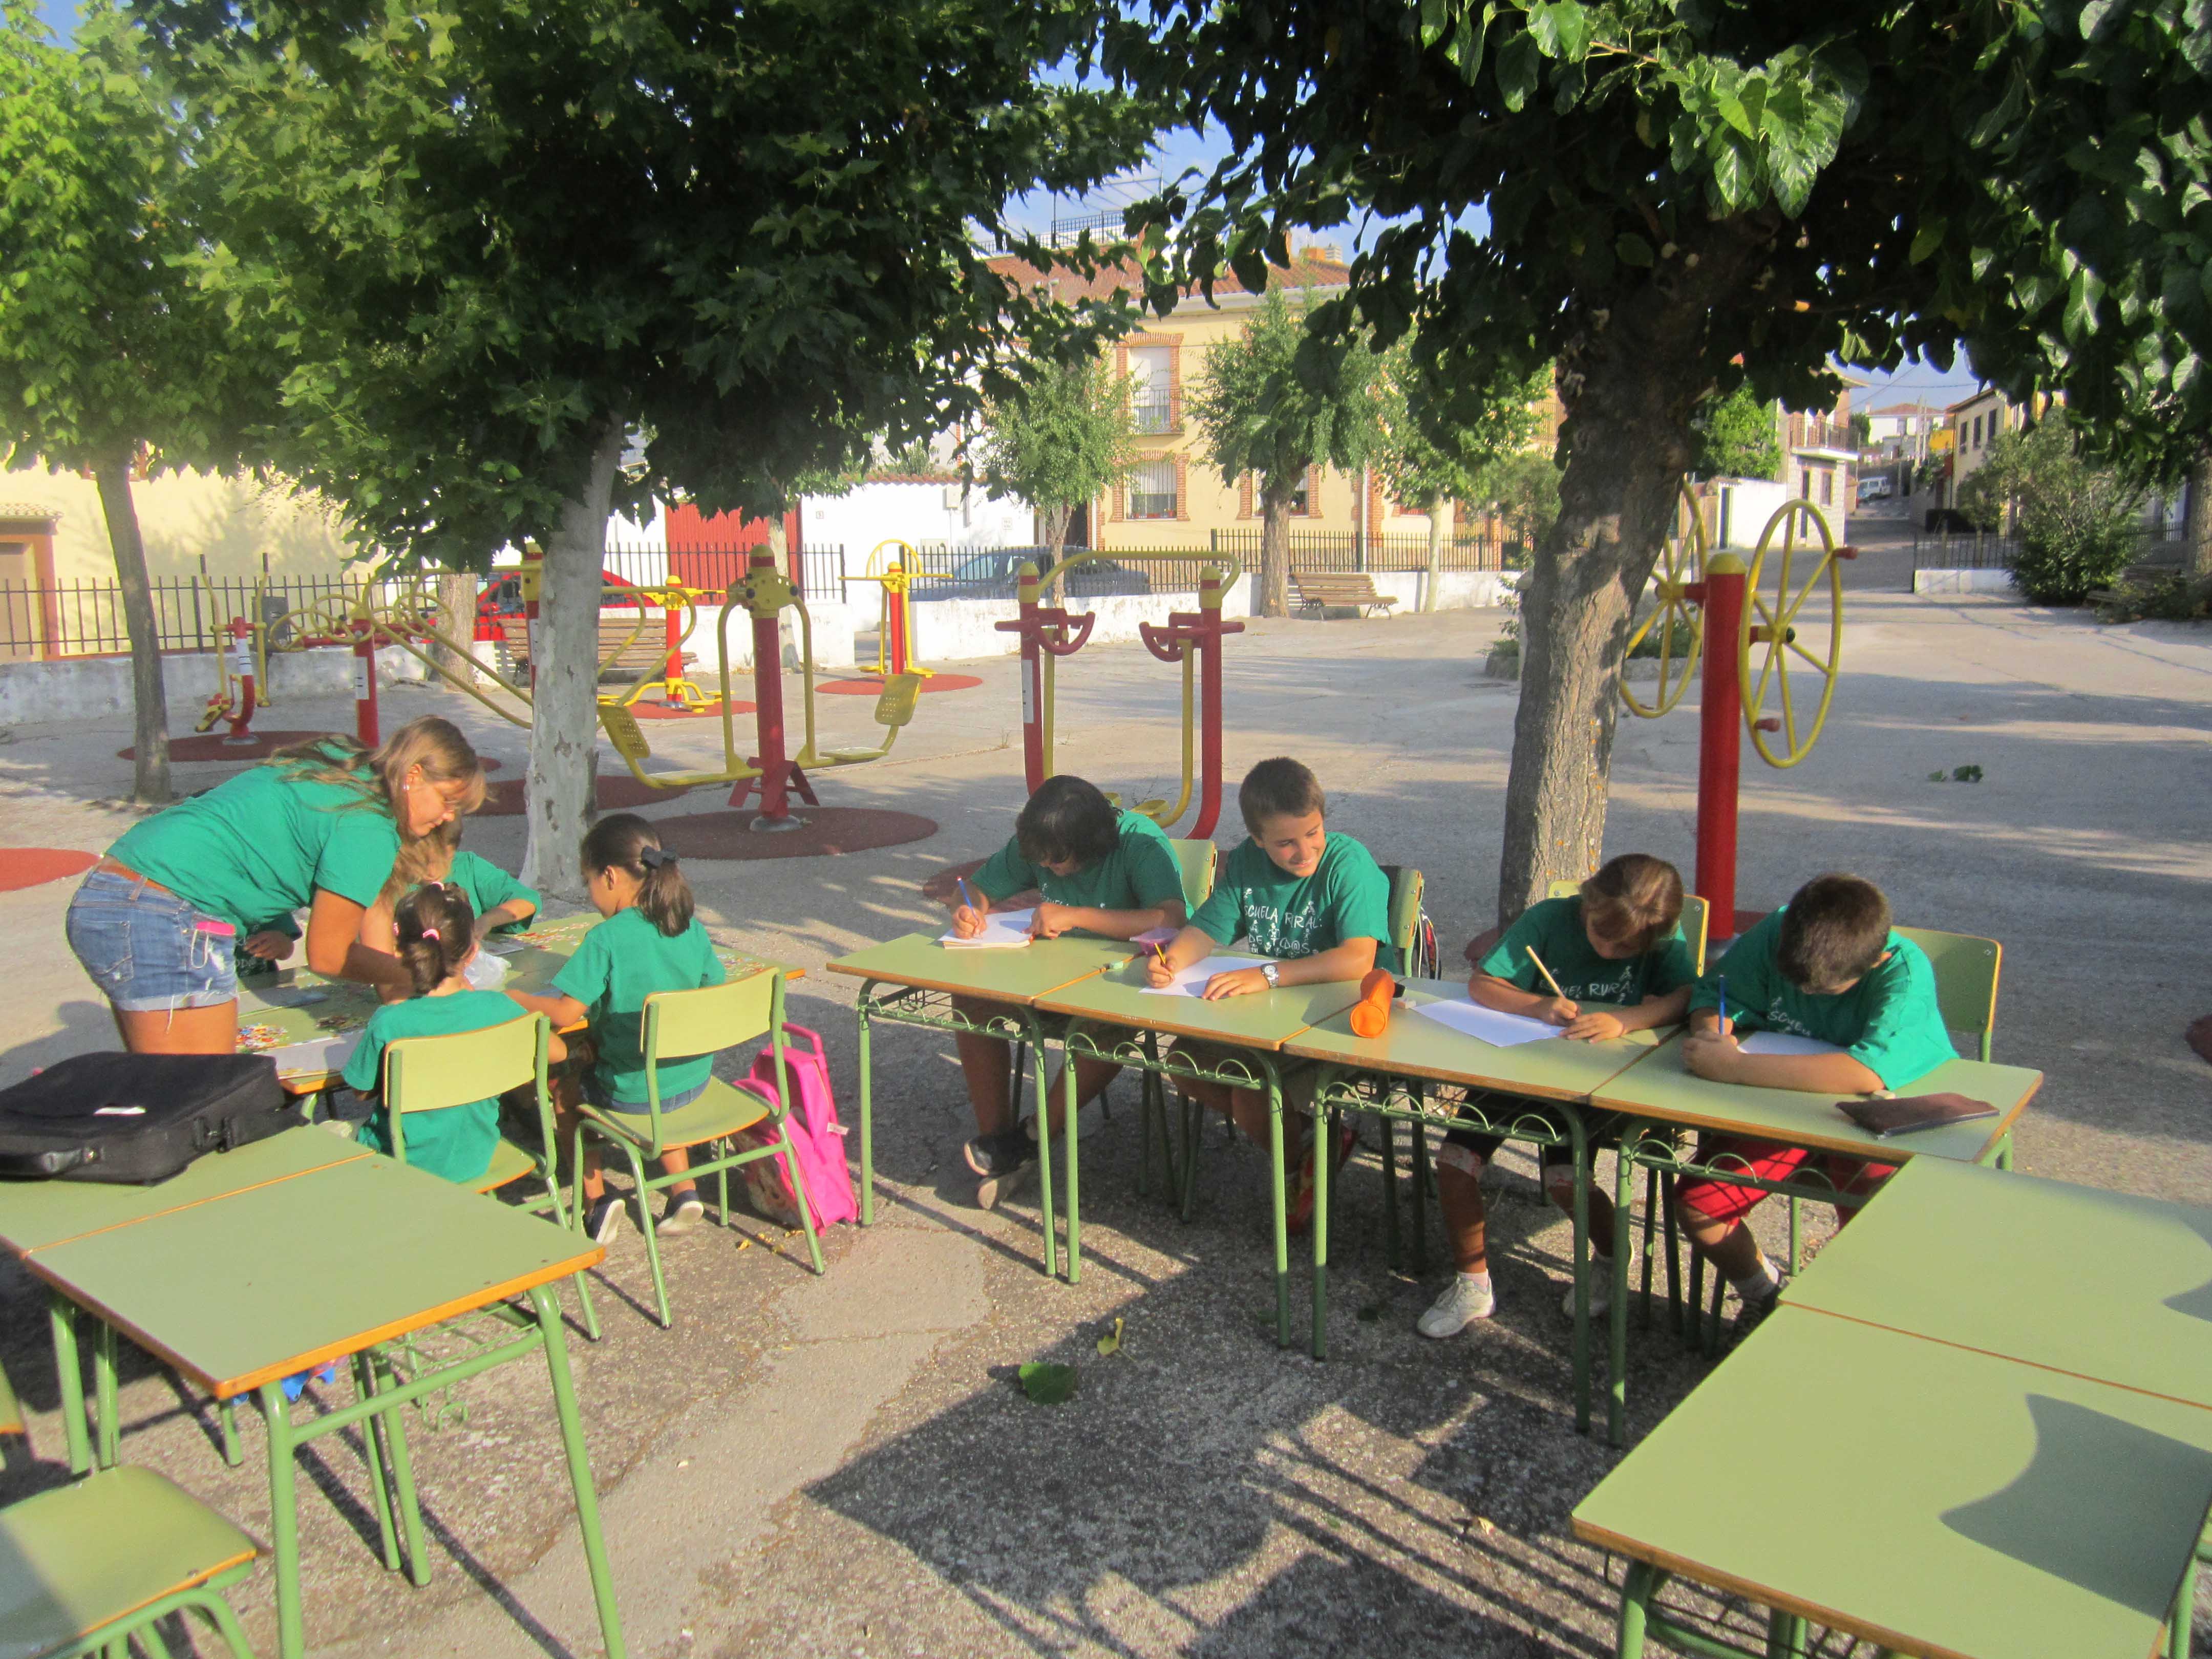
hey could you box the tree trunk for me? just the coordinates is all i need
[523,419,624,901]
[1042,501,1071,605]
[1497,224,1770,923]
[1420,494,1454,614]
[1258,486,1292,618]
[2187,444,2212,579]
[93,452,171,806]
[429,569,478,687]
[764,504,794,669]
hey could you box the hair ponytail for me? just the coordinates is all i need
[580,813,693,937]
[394,882,476,997]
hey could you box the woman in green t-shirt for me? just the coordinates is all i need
[65,716,486,1055]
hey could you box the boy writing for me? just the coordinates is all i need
[1145,757,1395,1229]
[1422,853,1695,1336]
[949,776,1187,1208]
[1673,871,1954,1331]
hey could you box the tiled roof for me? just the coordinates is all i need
[0,503,58,524]
[986,248,1353,305]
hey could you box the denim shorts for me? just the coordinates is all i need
[584,1076,708,1116]
[66,870,240,1013]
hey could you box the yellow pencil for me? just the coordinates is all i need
[1523,946,1569,1002]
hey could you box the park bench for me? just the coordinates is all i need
[597,611,693,682]
[1289,569,1396,618]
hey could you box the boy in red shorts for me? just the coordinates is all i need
[1674,873,1954,1332]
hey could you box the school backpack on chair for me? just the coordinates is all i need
[731,1024,858,1230]
[0,1053,295,1184]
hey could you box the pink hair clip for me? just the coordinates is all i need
[421,926,440,941]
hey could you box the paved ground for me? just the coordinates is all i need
[1,577,2207,1658]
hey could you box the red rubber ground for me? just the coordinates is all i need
[0,849,98,891]
[653,807,938,860]
[817,674,983,696]
[478,774,694,816]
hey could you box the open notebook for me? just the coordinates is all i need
[939,908,1035,949]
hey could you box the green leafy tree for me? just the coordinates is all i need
[1377,341,1549,610]
[1963,412,2143,603]
[1691,385,1782,482]
[1109,1,2212,914]
[1482,450,1566,565]
[981,354,1137,587]
[148,0,1146,893]
[1187,286,1386,616]
[0,4,269,803]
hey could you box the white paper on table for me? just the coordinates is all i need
[1409,998,1563,1047]
[1737,1031,1845,1057]
[481,937,526,956]
[463,951,509,989]
[270,1034,359,1079]
[1138,954,1269,997]
[939,907,1035,949]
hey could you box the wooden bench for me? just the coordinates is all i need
[1289,570,1396,617]
[597,611,693,682]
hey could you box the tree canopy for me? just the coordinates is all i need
[981,354,1136,571]
[1690,384,1782,481]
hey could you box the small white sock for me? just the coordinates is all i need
[1462,1269,1494,1293]
[1730,1258,1781,1302]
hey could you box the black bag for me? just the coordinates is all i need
[0,1053,298,1184]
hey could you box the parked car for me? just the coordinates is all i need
[912,548,1155,600]
[1857,476,1894,502]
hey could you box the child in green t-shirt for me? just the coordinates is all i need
[509,815,725,1243]
[358,821,540,986]
[1147,757,1391,1230]
[947,775,1188,1209]
[1421,854,1693,1338]
[343,882,558,1184]
[1674,873,1954,1335]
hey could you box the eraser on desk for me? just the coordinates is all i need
[1349,969,1399,1038]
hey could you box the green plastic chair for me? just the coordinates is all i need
[1170,838,1218,913]
[0,1464,260,1657]
[382,1010,597,1338]
[569,969,824,1328]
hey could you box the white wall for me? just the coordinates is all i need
[0,643,428,728]
[1912,569,2017,597]
[802,480,1032,565]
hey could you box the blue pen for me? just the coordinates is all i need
[956,876,977,913]
[1716,975,1728,1030]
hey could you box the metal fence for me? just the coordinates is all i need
[1910,524,2186,575]
[600,541,848,604]
[1207,527,1509,572]
[0,571,413,662]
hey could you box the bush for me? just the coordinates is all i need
[1965,412,2145,605]
[2091,570,2212,623]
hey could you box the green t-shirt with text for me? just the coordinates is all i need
[109,758,401,930]
[1478,896,1695,1006]
[1190,832,1398,972]
[972,809,1186,921]
[444,851,539,934]
[1689,908,1954,1088]
[342,989,525,1183]
[552,907,727,1105]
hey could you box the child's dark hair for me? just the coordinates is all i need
[1777,873,1892,992]
[395,882,476,998]
[1239,757,1326,836]
[1016,776,1121,869]
[1580,854,1684,954]
[581,813,693,937]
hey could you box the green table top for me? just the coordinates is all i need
[0,1130,370,1258]
[1033,958,1363,1051]
[1573,1309,2212,1659]
[824,931,1136,1006]
[25,1151,600,1399]
[1281,977,1669,1100]
[1589,1035,2040,1163]
[1784,1156,2212,1412]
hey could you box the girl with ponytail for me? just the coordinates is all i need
[338,882,560,1184]
[508,815,724,1242]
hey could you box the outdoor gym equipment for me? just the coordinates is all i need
[1620,492,1853,932]
[193,577,267,746]
[997,550,1244,840]
[603,580,717,712]
[846,539,937,682]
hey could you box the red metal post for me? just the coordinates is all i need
[1688,552,1748,937]
[885,555,910,678]
[662,595,684,697]
[222,616,258,745]
[351,621,380,748]
[746,550,791,826]
[1192,568,1244,840]
[1010,568,1044,792]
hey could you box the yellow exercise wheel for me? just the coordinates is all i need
[1620,483,1708,718]
[1740,500,1845,769]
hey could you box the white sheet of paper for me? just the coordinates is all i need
[270,1034,359,1079]
[1138,954,1269,997]
[1738,1031,1845,1057]
[940,907,1035,949]
[1409,998,1563,1047]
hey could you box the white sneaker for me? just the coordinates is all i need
[1560,1247,1632,1320]
[1417,1273,1496,1337]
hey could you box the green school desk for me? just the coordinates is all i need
[1572,1310,2212,1659]
[1781,1156,2212,1412]
[1280,979,1669,1418]
[1589,1037,2043,1444]
[825,931,1137,1277]
[13,1141,626,1659]
[1034,962,1366,1342]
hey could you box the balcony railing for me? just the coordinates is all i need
[1131,396,1174,435]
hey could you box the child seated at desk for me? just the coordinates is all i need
[359,821,540,982]
[946,775,1187,1210]
[1146,756,1394,1233]
[341,882,563,1184]
[1674,871,1953,1333]
[1422,854,1695,1337]
[508,814,724,1243]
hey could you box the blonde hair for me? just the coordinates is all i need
[274,717,486,885]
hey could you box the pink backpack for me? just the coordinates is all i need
[733,1024,857,1230]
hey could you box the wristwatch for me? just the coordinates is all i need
[1261,961,1281,989]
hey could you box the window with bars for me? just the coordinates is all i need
[1128,346,1174,434]
[1128,460,1179,518]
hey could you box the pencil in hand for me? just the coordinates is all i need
[1523,945,1569,1002]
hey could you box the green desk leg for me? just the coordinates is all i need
[260,1379,305,1658]
[857,989,878,1226]
[1610,1124,1642,1448]
[1059,1039,1083,1285]
[1566,1106,1592,1439]
[1311,1098,1333,1361]
[218,1397,242,1467]
[370,1351,430,1587]
[1266,1062,1290,1350]
[351,1355,403,1575]
[2170,1550,2196,1659]
[530,1281,628,1659]
[93,1321,119,1469]
[48,1292,89,1476]
[1617,1560,1662,1659]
